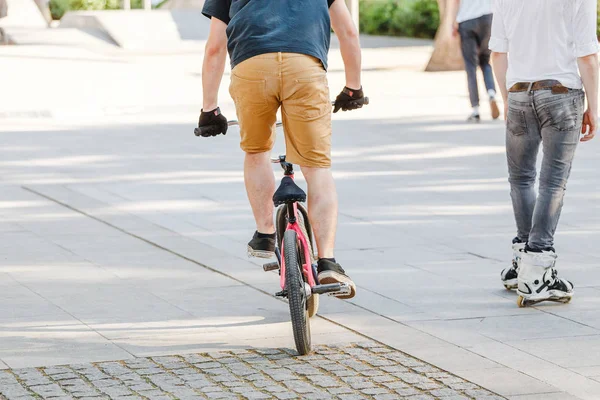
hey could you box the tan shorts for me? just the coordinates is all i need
[229,52,332,168]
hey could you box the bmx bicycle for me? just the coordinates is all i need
[221,120,352,355]
[196,98,368,355]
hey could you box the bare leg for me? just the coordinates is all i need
[301,166,338,259]
[244,152,276,234]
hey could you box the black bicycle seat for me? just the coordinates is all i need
[273,176,307,206]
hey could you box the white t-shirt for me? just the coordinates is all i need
[456,0,493,23]
[489,0,600,89]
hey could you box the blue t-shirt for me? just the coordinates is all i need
[202,0,335,70]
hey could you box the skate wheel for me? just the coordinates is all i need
[504,285,512,291]
[517,295,526,308]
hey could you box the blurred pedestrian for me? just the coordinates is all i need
[491,0,599,306]
[447,0,500,122]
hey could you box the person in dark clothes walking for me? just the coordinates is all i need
[447,0,500,122]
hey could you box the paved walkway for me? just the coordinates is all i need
[0,343,502,400]
[1,28,599,400]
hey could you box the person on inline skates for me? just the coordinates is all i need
[491,0,599,306]
[196,0,366,299]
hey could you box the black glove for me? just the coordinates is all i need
[333,86,365,113]
[194,107,228,137]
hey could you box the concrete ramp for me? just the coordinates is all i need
[3,27,118,48]
[0,0,47,28]
[60,10,210,51]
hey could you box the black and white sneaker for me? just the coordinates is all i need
[247,231,275,259]
[467,113,481,123]
[317,259,356,299]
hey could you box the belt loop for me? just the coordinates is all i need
[527,82,534,94]
[278,52,282,62]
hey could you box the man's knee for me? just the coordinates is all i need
[245,151,271,166]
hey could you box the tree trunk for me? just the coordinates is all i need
[425,0,464,72]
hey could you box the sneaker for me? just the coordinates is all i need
[501,238,526,290]
[317,259,356,299]
[490,99,500,120]
[247,231,275,259]
[467,113,481,123]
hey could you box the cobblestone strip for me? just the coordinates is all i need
[0,343,506,400]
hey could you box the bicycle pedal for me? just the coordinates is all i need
[329,283,351,297]
[263,261,280,272]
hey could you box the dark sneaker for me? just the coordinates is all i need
[490,99,500,120]
[247,231,275,259]
[317,259,356,299]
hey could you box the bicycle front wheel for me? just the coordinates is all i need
[284,229,311,355]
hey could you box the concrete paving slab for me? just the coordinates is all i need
[0,279,69,321]
[506,335,600,369]
[507,394,581,400]
[452,368,560,397]
[407,313,598,345]
[0,324,134,369]
[569,365,600,377]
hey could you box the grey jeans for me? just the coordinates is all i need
[458,14,496,108]
[506,88,585,250]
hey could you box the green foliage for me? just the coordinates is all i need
[597,2,600,37]
[359,0,440,39]
[49,0,70,20]
[49,0,144,20]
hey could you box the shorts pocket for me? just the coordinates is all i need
[507,107,528,136]
[547,97,579,132]
[230,74,268,107]
[295,74,327,84]
[284,75,330,121]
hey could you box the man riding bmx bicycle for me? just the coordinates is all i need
[196,0,366,299]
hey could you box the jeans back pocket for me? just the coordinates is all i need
[507,107,528,136]
[547,97,580,132]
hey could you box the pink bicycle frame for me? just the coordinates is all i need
[279,183,316,290]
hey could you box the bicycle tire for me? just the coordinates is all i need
[276,205,319,318]
[295,205,319,317]
[284,230,311,355]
